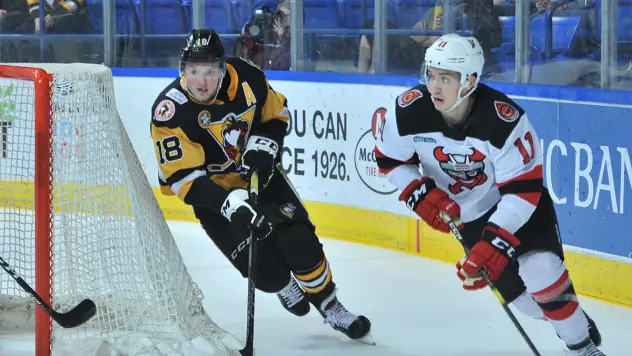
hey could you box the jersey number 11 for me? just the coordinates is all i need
[514,132,535,165]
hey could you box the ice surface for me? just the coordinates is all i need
[1,220,630,356]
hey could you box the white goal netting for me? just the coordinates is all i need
[0,63,240,356]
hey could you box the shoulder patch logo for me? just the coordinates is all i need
[280,203,296,219]
[494,101,519,122]
[198,110,211,129]
[166,88,188,105]
[154,100,176,121]
[398,89,423,107]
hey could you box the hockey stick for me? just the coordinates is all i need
[439,212,541,356]
[0,255,96,328]
[240,171,260,356]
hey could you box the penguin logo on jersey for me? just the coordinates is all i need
[220,116,250,160]
[154,100,175,121]
[280,203,296,219]
[206,106,256,172]
[433,147,488,194]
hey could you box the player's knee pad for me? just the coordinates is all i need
[518,251,578,321]
[253,271,292,294]
[233,242,291,294]
[532,269,579,321]
[293,255,335,299]
[246,261,291,294]
[272,222,324,268]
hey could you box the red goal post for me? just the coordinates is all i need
[0,65,53,356]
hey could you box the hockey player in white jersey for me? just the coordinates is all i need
[374,34,605,356]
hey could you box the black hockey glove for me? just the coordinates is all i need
[221,189,273,239]
[240,135,279,188]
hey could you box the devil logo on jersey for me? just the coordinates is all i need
[433,147,488,194]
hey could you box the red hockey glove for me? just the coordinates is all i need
[456,257,488,291]
[460,223,521,283]
[399,177,461,233]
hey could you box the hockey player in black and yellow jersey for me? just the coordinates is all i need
[150,29,372,343]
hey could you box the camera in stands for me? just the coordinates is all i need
[243,5,279,39]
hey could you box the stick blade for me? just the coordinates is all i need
[52,299,97,328]
[239,345,254,356]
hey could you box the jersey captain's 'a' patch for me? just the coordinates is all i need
[494,100,519,122]
[398,89,423,107]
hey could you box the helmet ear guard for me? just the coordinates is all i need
[422,34,485,113]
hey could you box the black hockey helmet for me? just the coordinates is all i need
[179,29,226,74]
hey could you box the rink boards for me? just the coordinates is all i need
[11,68,632,307]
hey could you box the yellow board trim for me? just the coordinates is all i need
[3,181,630,307]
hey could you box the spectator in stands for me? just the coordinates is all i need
[356,1,450,74]
[0,0,28,32]
[531,0,598,57]
[239,0,292,70]
[16,0,89,63]
[21,0,88,34]
[534,0,583,13]
[356,0,501,77]
[0,0,28,62]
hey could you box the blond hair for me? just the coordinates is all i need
[278,0,291,11]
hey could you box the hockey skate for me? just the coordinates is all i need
[565,337,606,356]
[317,289,374,345]
[556,310,602,348]
[584,311,602,346]
[277,277,311,317]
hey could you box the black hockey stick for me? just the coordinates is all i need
[0,255,96,328]
[440,212,541,356]
[240,171,260,356]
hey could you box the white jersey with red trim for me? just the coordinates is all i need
[374,83,544,234]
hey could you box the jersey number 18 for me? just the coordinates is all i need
[156,136,184,164]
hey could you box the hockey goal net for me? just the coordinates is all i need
[0,63,241,356]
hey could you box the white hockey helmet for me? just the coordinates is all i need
[422,33,485,112]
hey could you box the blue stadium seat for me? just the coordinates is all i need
[232,0,253,27]
[616,0,632,43]
[87,0,138,34]
[133,0,188,66]
[393,0,435,29]
[181,0,238,33]
[133,0,188,35]
[341,0,397,28]
[492,16,516,75]
[595,0,632,44]
[304,0,342,29]
[530,16,582,57]
[498,15,515,44]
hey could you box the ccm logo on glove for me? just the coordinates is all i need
[399,177,461,233]
[240,135,279,187]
